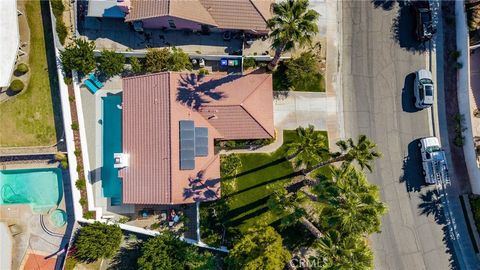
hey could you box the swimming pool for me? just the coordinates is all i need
[0,168,63,212]
[102,95,123,205]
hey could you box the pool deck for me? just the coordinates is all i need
[0,165,74,270]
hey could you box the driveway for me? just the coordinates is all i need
[274,92,340,145]
[341,1,455,269]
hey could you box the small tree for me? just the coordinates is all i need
[130,57,143,74]
[285,52,323,92]
[168,48,192,71]
[9,80,24,92]
[99,50,125,77]
[145,48,170,73]
[74,222,122,262]
[15,63,29,74]
[60,39,96,75]
[226,226,291,270]
[137,232,214,270]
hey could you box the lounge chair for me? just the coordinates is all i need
[89,74,104,88]
[84,79,98,94]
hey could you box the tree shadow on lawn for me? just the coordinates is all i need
[224,171,301,198]
[107,241,143,270]
[223,196,271,222]
[222,157,290,181]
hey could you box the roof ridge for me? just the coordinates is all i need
[167,72,173,204]
[123,71,170,81]
[249,0,270,23]
[240,74,270,104]
[239,104,274,138]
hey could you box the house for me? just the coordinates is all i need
[118,72,274,205]
[88,0,273,34]
[0,0,19,89]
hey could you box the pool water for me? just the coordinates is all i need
[0,168,63,212]
[102,95,123,204]
[50,209,67,227]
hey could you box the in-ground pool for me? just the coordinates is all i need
[0,168,63,212]
[102,95,123,205]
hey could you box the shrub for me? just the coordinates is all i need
[83,211,95,219]
[51,0,65,18]
[75,178,86,189]
[79,197,87,206]
[54,152,67,161]
[145,48,170,73]
[118,217,130,224]
[69,95,75,102]
[74,149,81,157]
[76,164,83,173]
[71,122,79,130]
[168,47,192,71]
[64,257,77,270]
[60,160,69,169]
[221,154,242,177]
[60,39,96,75]
[285,51,324,92]
[64,76,73,85]
[129,57,143,74]
[98,50,125,77]
[198,68,209,75]
[56,20,68,45]
[16,63,29,74]
[243,57,257,70]
[74,222,122,262]
[150,222,161,230]
[9,80,24,92]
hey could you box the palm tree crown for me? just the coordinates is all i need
[267,0,319,69]
[285,125,328,168]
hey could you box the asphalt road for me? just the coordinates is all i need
[341,1,454,269]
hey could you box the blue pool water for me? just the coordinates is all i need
[0,168,63,212]
[102,95,123,204]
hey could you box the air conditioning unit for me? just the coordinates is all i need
[113,153,129,168]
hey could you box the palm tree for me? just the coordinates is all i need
[314,166,387,235]
[267,189,324,239]
[302,134,382,175]
[267,0,319,70]
[315,230,374,269]
[285,125,329,168]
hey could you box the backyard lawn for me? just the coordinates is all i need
[201,130,330,248]
[0,0,59,146]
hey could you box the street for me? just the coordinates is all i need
[341,1,454,269]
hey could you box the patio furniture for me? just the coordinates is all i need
[84,79,98,94]
[139,208,154,219]
[89,74,104,88]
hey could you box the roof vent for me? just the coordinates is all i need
[208,114,218,120]
[113,153,129,168]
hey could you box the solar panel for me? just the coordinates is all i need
[195,127,208,157]
[180,121,195,170]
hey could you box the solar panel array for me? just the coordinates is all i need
[179,121,209,170]
[195,128,208,157]
[179,121,195,170]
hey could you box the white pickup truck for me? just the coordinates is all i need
[419,137,449,185]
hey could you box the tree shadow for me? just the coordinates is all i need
[222,158,289,181]
[391,2,429,53]
[402,73,422,113]
[176,74,243,110]
[399,139,425,192]
[107,241,143,270]
[418,189,443,221]
[183,172,221,202]
[371,0,397,10]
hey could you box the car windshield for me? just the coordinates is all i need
[425,85,433,96]
[420,78,432,84]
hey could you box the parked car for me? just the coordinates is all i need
[412,1,436,41]
[418,136,449,185]
[414,69,434,109]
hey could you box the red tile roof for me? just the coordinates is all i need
[121,72,274,204]
[125,0,273,32]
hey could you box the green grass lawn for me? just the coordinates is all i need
[201,130,329,248]
[0,0,59,146]
[272,62,326,92]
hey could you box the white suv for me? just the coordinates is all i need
[414,69,434,109]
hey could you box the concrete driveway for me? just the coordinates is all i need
[274,91,340,145]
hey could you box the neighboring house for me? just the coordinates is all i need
[118,72,274,205]
[88,0,273,34]
[0,0,19,89]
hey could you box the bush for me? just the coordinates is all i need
[9,80,24,92]
[285,51,324,92]
[60,160,69,169]
[56,20,68,45]
[16,63,29,74]
[79,197,87,206]
[83,211,95,219]
[168,47,192,71]
[74,149,81,157]
[99,50,125,77]
[129,57,143,74]
[54,152,67,161]
[150,222,161,230]
[64,76,73,85]
[60,39,96,75]
[75,178,86,189]
[64,257,77,270]
[74,222,123,262]
[76,164,83,173]
[71,122,79,130]
[221,154,242,177]
[243,57,257,70]
[118,217,130,224]
[145,48,170,73]
[51,0,65,18]
[198,68,209,75]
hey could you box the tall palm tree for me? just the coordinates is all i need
[314,166,387,235]
[267,0,319,70]
[302,135,382,175]
[315,230,374,270]
[267,189,324,239]
[285,125,329,168]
